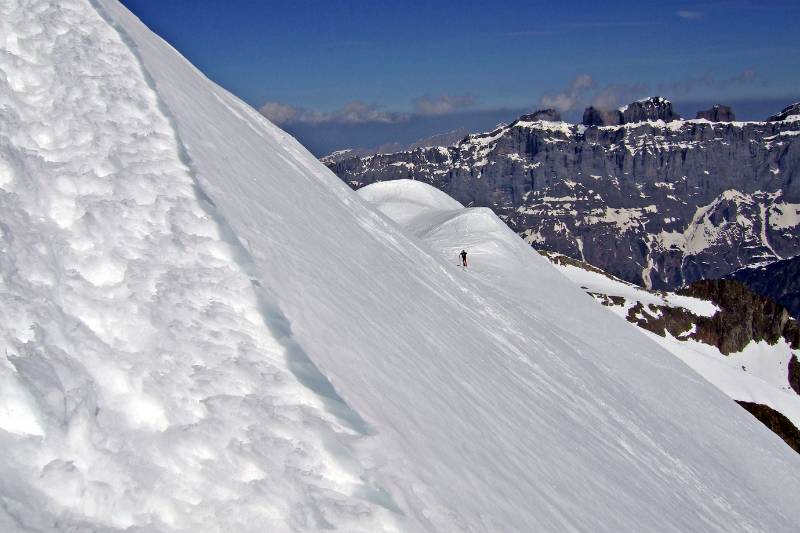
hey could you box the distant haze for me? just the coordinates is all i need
[285,97,797,157]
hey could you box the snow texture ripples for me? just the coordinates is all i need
[0,1,401,531]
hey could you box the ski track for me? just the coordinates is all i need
[0,0,402,531]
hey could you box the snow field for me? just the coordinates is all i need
[548,248,800,429]
[0,1,403,530]
[359,179,800,530]
[649,333,800,428]
[0,0,799,531]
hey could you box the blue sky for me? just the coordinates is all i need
[121,0,800,155]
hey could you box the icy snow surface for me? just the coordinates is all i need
[0,1,799,531]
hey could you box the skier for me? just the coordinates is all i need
[460,249,468,267]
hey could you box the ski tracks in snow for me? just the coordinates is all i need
[0,1,402,531]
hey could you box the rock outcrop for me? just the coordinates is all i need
[790,355,800,395]
[768,102,800,122]
[696,104,735,122]
[581,106,622,126]
[520,109,561,122]
[620,96,680,124]
[581,97,679,126]
[736,401,800,454]
[727,255,800,319]
[326,98,800,290]
[679,279,800,354]
[622,279,799,355]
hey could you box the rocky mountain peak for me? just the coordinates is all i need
[769,102,800,122]
[619,96,680,124]
[696,104,736,122]
[519,108,562,122]
[581,106,622,126]
[582,96,679,126]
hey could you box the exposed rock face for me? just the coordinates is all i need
[520,109,561,122]
[621,278,799,355]
[581,106,622,126]
[736,401,800,454]
[626,300,694,338]
[326,98,800,290]
[727,256,800,320]
[790,355,800,395]
[696,105,735,122]
[619,96,680,124]
[768,102,800,122]
[581,97,679,126]
[679,279,800,354]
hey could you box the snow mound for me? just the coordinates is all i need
[361,180,535,276]
[1,2,799,532]
[358,179,464,226]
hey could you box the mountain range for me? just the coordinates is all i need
[324,97,800,292]
[322,127,470,164]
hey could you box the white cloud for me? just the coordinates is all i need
[261,93,478,125]
[591,83,649,110]
[259,100,408,125]
[335,101,408,123]
[258,101,302,124]
[538,74,597,112]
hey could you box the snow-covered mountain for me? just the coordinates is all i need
[359,180,800,454]
[2,1,800,532]
[325,99,800,290]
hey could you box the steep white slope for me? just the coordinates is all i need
[359,179,800,529]
[1,2,799,533]
[545,256,800,429]
[0,1,402,531]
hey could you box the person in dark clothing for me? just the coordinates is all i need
[460,249,468,267]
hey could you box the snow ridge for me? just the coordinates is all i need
[0,1,401,530]
[359,180,800,531]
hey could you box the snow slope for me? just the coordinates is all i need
[547,256,800,429]
[0,2,402,531]
[1,2,799,532]
[362,179,800,440]
[359,179,800,529]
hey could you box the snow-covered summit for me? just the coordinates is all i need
[1,2,800,532]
